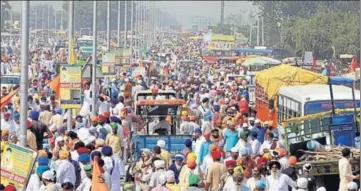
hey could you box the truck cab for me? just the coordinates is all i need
[131,99,191,161]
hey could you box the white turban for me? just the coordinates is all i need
[231,147,238,153]
[157,174,167,185]
[348,182,358,190]
[157,140,166,149]
[316,187,326,191]
[165,170,175,183]
[154,160,165,169]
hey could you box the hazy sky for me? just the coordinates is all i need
[9,1,256,27]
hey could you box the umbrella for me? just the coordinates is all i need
[242,58,268,67]
[259,57,281,65]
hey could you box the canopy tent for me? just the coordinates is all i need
[255,64,328,99]
[329,76,354,88]
[242,57,281,67]
[259,57,281,64]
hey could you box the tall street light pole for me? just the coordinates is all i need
[117,1,121,45]
[106,1,111,51]
[124,1,128,48]
[67,1,74,131]
[19,1,30,147]
[91,1,97,116]
[359,0,361,180]
[130,1,134,61]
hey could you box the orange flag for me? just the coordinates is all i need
[0,89,19,109]
[91,156,109,191]
[351,57,359,71]
[47,75,60,98]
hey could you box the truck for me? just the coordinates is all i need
[131,99,191,161]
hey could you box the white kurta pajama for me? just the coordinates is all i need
[339,157,356,191]
[56,159,76,185]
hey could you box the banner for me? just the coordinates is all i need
[131,67,146,78]
[60,65,82,109]
[0,143,38,189]
[102,52,116,77]
[211,34,235,41]
[208,41,235,50]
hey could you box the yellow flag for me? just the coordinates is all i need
[70,39,76,64]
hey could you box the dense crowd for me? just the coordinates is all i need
[1,35,360,191]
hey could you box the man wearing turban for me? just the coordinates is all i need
[56,151,76,185]
[205,150,227,191]
[179,158,203,191]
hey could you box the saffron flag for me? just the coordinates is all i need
[47,75,60,98]
[70,39,76,64]
[91,156,109,191]
[0,89,19,109]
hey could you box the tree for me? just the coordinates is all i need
[254,1,360,48]
[281,10,359,59]
[1,1,11,32]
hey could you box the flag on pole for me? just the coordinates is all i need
[70,39,76,64]
[91,156,109,191]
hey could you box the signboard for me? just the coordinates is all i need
[115,48,131,65]
[304,51,313,64]
[131,67,146,78]
[60,65,82,108]
[1,143,38,189]
[208,41,235,50]
[102,52,116,77]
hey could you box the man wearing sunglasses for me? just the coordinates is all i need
[266,160,296,191]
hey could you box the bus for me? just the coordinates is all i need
[278,84,360,144]
[77,36,93,48]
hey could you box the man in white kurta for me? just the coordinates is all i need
[339,148,359,191]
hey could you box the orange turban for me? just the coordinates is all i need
[104,111,111,118]
[289,156,297,166]
[187,158,197,169]
[38,150,48,157]
[91,116,98,122]
[1,129,9,137]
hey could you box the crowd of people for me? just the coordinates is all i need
[0,34,360,191]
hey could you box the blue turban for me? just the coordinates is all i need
[90,151,102,160]
[255,180,266,189]
[89,126,97,133]
[78,154,91,163]
[111,97,118,104]
[13,113,20,120]
[54,107,62,114]
[101,146,113,157]
[213,105,220,112]
[36,166,50,175]
[194,128,202,134]
[174,154,185,161]
[30,110,40,120]
[110,116,121,123]
[185,139,192,148]
[37,156,49,166]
